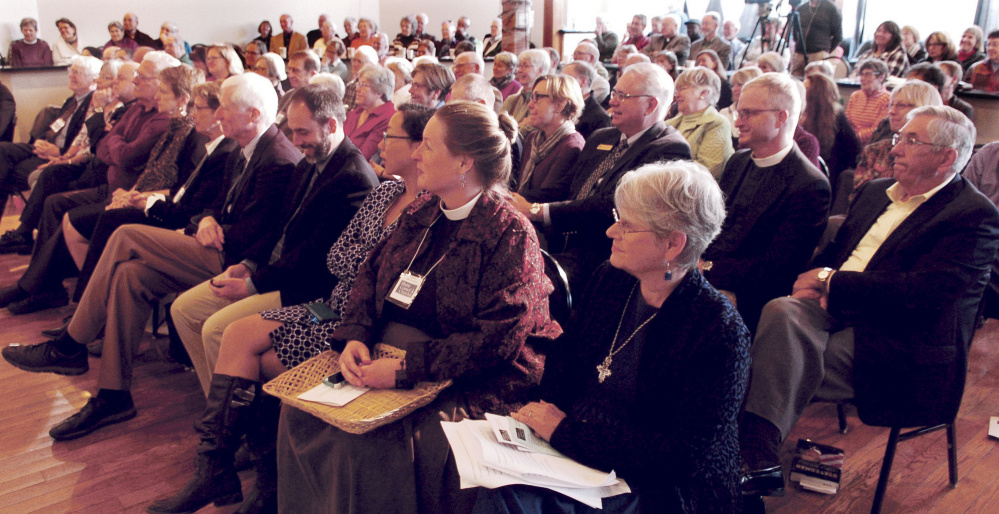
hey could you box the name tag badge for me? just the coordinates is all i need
[596,144,614,151]
[49,118,67,134]
[387,271,425,309]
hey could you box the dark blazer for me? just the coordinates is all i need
[518,131,584,203]
[0,83,14,142]
[643,33,691,65]
[704,147,830,332]
[251,137,379,306]
[199,124,303,267]
[815,176,999,427]
[59,91,93,153]
[148,138,239,228]
[543,264,750,512]
[548,123,691,286]
[574,95,612,140]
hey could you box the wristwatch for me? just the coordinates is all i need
[817,267,835,293]
[529,203,543,221]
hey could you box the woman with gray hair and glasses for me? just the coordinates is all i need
[474,160,750,513]
[667,66,734,179]
[345,64,397,160]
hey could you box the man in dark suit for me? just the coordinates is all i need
[563,61,611,140]
[1,73,303,442]
[701,73,831,333]
[739,106,999,497]
[171,83,378,396]
[643,14,691,66]
[0,55,100,216]
[511,63,691,290]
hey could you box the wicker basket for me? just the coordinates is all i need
[263,345,452,434]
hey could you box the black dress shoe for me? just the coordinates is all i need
[0,229,33,255]
[0,285,28,308]
[49,396,137,441]
[1,341,89,376]
[741,464,786,497]
[41,324,68,338]
[7,288,69,315]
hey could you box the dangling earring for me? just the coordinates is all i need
[460,173,467,188]
[664,261,673,281]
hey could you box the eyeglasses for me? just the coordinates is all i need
[410,81,429,91]
[610,89,654,101]
[530,92,551,102]
[889,102,916,110]
[859,71,882,78]
[383,132,411,144]
[612,208,654,235]
[736,108,781,119]
[892,133,946,148]
[927,42,946,47]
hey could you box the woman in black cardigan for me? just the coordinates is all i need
[474,160,751,513]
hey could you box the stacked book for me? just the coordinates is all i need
[789,439,845,494]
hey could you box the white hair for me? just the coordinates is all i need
[71,55,104,83]
[222,72,278,127]
[519,49,552,75]
[353,45,379,66]
[310,73,346,98]
[141,50,181,74]
[624,62,674,117]
[909,105,977,173]
[456,51,484,73]
[450,74,494,105]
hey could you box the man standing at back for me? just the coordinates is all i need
[271,14,308,61]
[792,0,843,76]
[1,73,302,441]
[511,63,691,290]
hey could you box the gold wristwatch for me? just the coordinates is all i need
[529,203,542,221]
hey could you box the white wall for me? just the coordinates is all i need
[378,0,546,49]
[4,0,543,55]
[1,0,40,53]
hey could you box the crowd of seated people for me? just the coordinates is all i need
[2,7,999,514]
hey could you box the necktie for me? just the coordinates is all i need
[576,139,629,200]
[221,154,249,219]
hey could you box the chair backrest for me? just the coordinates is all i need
[540,249,572,328]
[29,105,61,144]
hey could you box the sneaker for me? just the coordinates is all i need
[1,341,89,375]
[7,288,69,315]
[0,229,33,255]
[0,285,28,308]
[49,396,137,441]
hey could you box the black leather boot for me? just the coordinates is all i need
[147,374,260,514]
[236,394,281,514]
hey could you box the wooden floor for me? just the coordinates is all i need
[1,205,999,513]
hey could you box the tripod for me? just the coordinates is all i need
[777,3,806,63]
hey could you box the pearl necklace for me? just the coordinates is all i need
[596,283,658,384]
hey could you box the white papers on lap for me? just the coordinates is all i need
[297,382,369,407]
[442,419,631,509]
[485,413,561,456]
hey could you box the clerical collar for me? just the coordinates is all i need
[751,142,794,167]
[440,191,482,220]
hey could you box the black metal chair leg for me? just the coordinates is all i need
[872,427,901,514]
[946,423,959,487]
[837,403,848,434]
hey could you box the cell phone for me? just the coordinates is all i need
[323,371,346,388]
[305,301,340,324]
